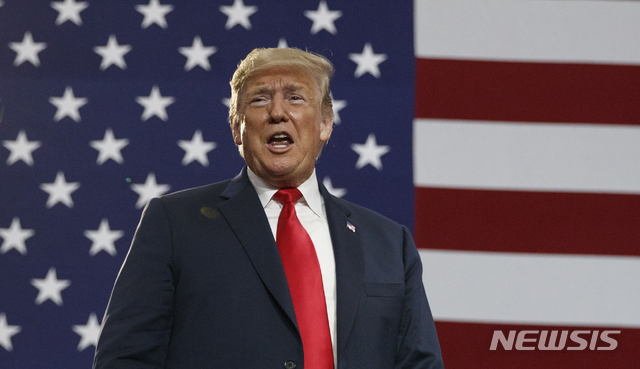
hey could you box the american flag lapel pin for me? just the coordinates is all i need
[346,222,356,232]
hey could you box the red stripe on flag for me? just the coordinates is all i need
[414,187,640,257]
[435,321,637,369]
[415,58,640,125]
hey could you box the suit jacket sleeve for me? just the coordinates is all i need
[94,198,174,368]
[395,226,444,369]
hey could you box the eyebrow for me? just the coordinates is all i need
[246,82,307,96]
[282,83,306,94]
[246,86,272,96]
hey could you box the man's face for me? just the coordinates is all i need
[233,67,333,188]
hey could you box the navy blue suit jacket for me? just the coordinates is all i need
[94,168,444,368]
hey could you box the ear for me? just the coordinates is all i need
[231,118,242,145]
[319,112,333,143]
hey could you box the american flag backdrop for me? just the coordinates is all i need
[414,1,640,368]
[0,1,414,368]
[0,1,638,369]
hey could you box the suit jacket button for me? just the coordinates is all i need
[284,360,296,369]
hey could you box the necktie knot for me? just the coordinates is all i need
[273,188,303,205]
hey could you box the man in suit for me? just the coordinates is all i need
[94,47,444,368]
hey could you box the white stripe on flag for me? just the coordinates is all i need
[420,249,640,327]
[414,0,640,64]
[413,119,640,194]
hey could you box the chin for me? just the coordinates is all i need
[266,166,310,187]
[266,167,298,181]
[263,158,298,175]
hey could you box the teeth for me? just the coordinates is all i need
[269,133,292,148]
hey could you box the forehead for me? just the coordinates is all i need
[243,66,318,94]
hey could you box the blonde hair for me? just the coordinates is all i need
[229,47,334,125]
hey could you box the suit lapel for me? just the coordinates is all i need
[217,169,299,330]
[320,183,364,356]
[217,170,365,352]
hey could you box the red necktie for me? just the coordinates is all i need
[273,188,334,369]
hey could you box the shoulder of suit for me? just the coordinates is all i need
[159,179,232,206]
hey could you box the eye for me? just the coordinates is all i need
[289,95,304,103]
[249,96,269,106]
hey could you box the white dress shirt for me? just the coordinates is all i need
[247,168,337,365]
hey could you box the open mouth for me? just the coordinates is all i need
[268,132,294,151]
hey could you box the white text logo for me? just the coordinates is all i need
[490,330,620,351]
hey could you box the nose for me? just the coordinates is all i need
[269,94,288,123]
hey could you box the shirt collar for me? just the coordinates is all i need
[247,167,324,219]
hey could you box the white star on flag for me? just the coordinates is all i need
[72,313,101,351]
[49,86,88,122]
[9,31,47,67]
[349,43,387,78]
[93,34,132,70]
[304,1,342,35]
[136,86,175,121]
[84,219,124,256]
[179,36,217,71]
[219,0,257,30]
[351,133,390,170]
[330,92,347,124]
[51,0,89,26]
[0,313,21,352]
[277,38,288,48]
[90,128,129,165]
[221,98,231,117]
[31,267,71,306]
[2,130,41,166]
[0,217,35,255]
[136,0,174,29]
[323,177,347,198]
[40,171,80,208]
[178,130,217,166]
[131,173,171,209]
[0,1,4,8]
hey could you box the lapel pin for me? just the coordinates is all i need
[346,222,356,233]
